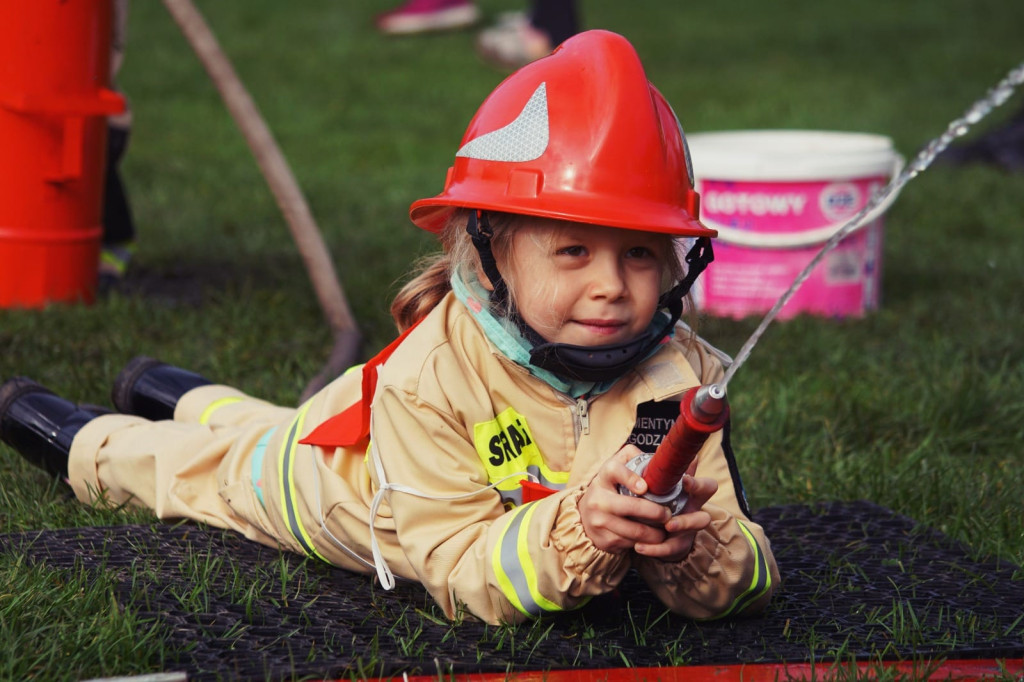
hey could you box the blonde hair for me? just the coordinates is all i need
[390,210,695,336]
[390,209,493,332]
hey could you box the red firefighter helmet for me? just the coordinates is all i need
[409,30,713,238]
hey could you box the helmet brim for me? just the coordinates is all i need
[410,195,716,238]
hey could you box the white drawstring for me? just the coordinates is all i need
[308,447,378,573]
[366,439,538,590]
[305,438,533,585]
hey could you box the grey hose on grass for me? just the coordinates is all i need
[162,0,361,400]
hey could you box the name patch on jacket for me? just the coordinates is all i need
[473,407,567,506]
[626,400,681,453]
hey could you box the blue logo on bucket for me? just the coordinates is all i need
[820,183,861,221]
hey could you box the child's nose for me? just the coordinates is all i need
[589,255,628,299]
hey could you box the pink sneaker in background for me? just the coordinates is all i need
[475,11,552,70]
[376,0,480,35]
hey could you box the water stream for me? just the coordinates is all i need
[717,60,1024,392]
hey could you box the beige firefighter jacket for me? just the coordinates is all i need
[365,292,777,623]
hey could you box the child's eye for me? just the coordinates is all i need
[556,245,586,257]
[626,246,655,259]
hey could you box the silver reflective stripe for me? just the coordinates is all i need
[496,465,566,506]
[497,506,543,616]
[500,488,524,507]
[530,465,565,491]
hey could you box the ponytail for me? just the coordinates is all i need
[390,254,453,332]
[390,209,481,332]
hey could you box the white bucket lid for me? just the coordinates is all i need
[687,130,897,182]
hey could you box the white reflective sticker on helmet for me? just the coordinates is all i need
[456,83,549,162]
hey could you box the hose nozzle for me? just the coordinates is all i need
[620,384,730,514]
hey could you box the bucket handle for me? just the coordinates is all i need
[700,155,905,249]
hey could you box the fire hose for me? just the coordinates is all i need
[162,0,361,401]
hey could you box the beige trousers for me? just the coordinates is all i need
[68,385,294,548]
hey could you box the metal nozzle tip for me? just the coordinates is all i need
[691,384,728,423]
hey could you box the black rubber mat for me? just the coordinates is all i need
[2,500,1021,681]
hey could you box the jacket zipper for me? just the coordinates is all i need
[573,396,591,441]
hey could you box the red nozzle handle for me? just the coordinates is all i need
[642,385,729,497]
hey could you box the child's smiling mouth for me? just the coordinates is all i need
[574,318,628,336]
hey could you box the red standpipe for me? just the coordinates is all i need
[0,0,125,307]
[642,384,729,497]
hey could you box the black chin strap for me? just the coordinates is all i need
[466,211,509,310]
[657,235,715,317]
[466,212,715,383]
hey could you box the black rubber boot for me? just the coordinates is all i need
[111,356,212,421]
[0,378,102,479]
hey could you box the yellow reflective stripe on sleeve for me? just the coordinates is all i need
[198,397,244,425]
[492,505,530,615]
[492,502,562,617]
[276,402,327,562]
[708,520,772,620]
[516,503,562,613]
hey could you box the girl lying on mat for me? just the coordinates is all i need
[0,30,777,624]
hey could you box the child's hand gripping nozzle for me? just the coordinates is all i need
[620,384,729,515]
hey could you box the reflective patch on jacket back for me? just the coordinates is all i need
[473,407,567,506]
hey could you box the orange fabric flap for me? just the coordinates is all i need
[520,479,558,503]
[299,399,367,448]
[299,319,423,449]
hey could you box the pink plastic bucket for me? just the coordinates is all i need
[688,131,901,320]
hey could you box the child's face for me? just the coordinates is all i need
[500,218,665,347]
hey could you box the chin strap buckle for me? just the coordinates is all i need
[658,236,714,310]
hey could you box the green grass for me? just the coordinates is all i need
[2,0,1023,678]
[0,555,170,679]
